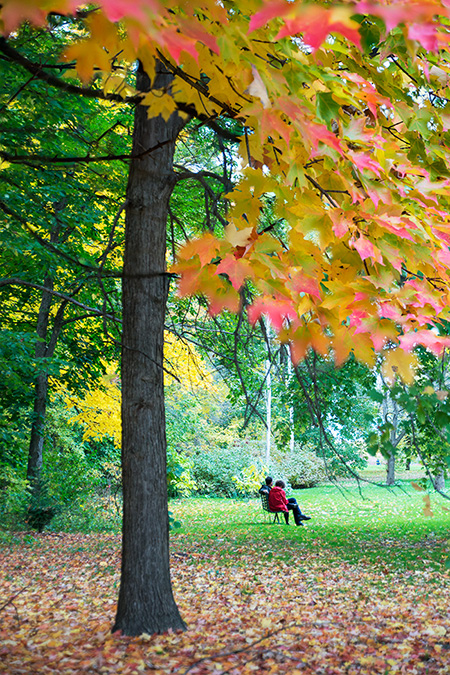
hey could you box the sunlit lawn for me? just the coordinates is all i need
[171,479,450,574]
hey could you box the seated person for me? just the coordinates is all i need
[259,476,273,495]
[268,479,311,526]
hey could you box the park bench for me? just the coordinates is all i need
[260,492,283,524]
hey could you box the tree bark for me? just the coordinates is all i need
[386,452,396,486]
[113,64,186,636]
[433,469,445,492]
[26,276,54,487]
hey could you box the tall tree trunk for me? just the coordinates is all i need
[27,276,54,488]
[113,64,186,636]
[27,277,67,491]
[382,391,405,487]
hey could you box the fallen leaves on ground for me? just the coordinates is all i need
[1,526,450,675]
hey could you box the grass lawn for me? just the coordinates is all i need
[171,480,450,573]
[1,481,450,674]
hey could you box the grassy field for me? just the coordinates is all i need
[1,479,450,674]
[171,479,450,573]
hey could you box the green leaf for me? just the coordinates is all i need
[354,15,383,55]
[367,389,384,404]
[316,92,340,126]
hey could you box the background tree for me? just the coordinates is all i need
[0,21,128,498]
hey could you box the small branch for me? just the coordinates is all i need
[0,278,118,321]
[156,50,242,121]
[0,135,176,166]
[0,583,32,614]
[305,174,340,207]
[388,54,418,85]
[0,37,136,104]
[1,72,37,111]
[173,166,229,186]
[410,418,450,501]
[96,201,127,267]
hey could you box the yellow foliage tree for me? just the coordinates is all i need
[67,335,213,447]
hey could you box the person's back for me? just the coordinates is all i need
[268,485,287,512]
[259,476,273,495]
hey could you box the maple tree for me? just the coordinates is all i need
[66,337,212,449]
[4,0,450,636]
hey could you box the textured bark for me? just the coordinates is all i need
[27,277,67,489]
[113,65,186,636]
[26,276,54,487]
[433,470,445,492]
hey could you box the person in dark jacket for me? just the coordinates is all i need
[259,476,273,495]
[268,479,311,526]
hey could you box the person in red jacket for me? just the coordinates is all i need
[268,479,311,526]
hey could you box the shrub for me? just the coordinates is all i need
[25,477,60,532]
[167,447,196,498]
[191,445,255,497]
[0,465,28,530]
[50,494,122,533]
[232,462,267,497]
[273,447,327,489]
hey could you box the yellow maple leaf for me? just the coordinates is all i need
[225,222,253,247]
[141,91,177,122]
[382,349,418,385]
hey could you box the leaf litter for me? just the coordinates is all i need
[1,527,450,675]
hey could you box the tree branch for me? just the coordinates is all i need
[0,135,177,166]
[0,37,136,104]
[0,278,118,321]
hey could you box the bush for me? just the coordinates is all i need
[191,442,328,497]
[167,447,196,498]
[273,447,327,489]
[50,494,122,533]
[191,445,256,497]
[0,465,28,530]
[232,462,267,497]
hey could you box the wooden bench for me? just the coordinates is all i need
[260,492,283,524]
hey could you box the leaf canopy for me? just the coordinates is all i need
[4,0,450,375]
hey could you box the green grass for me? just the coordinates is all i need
[2,476,449,576]
[170,481,450,574]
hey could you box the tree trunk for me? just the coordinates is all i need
[27,277,67,490]
[382,392,404,487]
[433,469,445,492]
[26,276,54,488]
[113,64,186,636]
[386,452,396,486]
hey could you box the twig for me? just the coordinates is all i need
[180,623,300,675]
[0,583,32,615]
